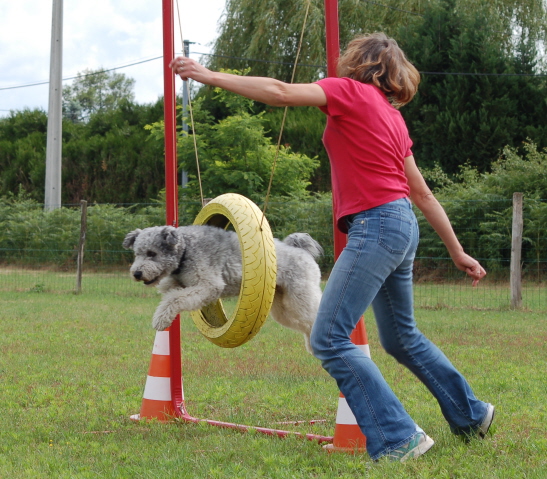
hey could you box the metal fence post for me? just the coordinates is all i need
[510,192,523,309]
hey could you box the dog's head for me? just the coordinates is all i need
[123,226,185,286]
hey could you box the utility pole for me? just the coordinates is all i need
[181,39,194,188]
[44,0,63,211]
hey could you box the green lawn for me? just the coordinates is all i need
[0,277,546,478]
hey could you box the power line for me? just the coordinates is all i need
[198,52,547,77]
[0,56,162,91]
[2,50,546,94]
[421,71,547,77]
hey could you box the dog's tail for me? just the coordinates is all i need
[283,233,323,260]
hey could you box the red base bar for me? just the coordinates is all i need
[177,401,334,444]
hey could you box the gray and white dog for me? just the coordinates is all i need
[123,225,323,352]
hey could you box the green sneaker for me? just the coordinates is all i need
[385,431,435,462]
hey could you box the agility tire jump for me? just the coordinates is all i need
[191,193,277,348]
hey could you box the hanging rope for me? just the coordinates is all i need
[260,0,312,228]
[174,0,312,213]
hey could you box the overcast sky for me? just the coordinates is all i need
[0,0,226,117]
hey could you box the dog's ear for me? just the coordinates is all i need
[162,226,179,246]
[123,229,142,250]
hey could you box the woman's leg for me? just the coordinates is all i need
[310,199,421,460]
[372,211,488,435]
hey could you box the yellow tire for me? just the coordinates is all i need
[191,193,277,348]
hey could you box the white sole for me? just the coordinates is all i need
[401,435,435,462]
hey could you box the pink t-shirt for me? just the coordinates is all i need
[316,77,412,233]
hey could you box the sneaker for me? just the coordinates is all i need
[385,431,435,462]
[478,403,495,438]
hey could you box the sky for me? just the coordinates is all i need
[0,0,226,117]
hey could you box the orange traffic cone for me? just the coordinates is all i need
[324,318,369,453]
[130,328,181,421]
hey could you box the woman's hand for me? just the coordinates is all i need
[451,251,487,287]
[169,56,213,83]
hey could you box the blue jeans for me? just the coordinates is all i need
[310,198,488,460]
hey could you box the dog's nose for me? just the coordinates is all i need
[133,271,143,280]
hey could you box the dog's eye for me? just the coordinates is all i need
[146,251,157,258]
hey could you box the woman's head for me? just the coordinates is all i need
[337,33,420,107]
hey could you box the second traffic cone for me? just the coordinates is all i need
[130,328,181,422]
[324,318,369,453]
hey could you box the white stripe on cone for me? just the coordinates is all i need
[338,339,371,425]
[152,330,170,355]
[335,396,358,425]
[143,376,172,401]
[357,343,370,358]
[324,323,370,452]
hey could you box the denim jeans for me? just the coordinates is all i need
[310,198,488,460]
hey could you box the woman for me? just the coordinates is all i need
[170,32,494,462]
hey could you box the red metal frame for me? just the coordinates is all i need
[324,0,340,78]
[163,0,178,229]
[161,0,185,420]
[324,0,347,260]
[158,0,336,444]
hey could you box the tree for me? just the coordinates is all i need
[210,0,425,83]
[398,0,547,174]
[62,69,136,122]
[62,99,165,204]
[0,109,48,199]
[262,106,330,190]
[0,100,166,204]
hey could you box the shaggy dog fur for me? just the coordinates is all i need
[123,225,323,352]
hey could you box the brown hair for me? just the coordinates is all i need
[337,32,420,107]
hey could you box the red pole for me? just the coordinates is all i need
[162,0,184,418]
[324,0,340,79]
[162,0,178,229]
[324,0,346,260]
[324,2,368,453]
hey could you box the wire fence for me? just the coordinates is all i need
[0,197,546,311]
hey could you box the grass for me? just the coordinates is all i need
[0,275,546,478]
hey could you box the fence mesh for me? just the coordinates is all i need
[0,197,545,311]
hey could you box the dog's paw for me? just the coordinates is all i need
[152,307,175,331]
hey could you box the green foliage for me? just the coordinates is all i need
[0,99,166,204]
[486,142,547,198]
[0,192,80,266]
[0,109,48,198]
[399,0,547,174]
[211,0,425,83]
[263,106,330,191]
[0,194,164,267]
[416,141,547,277]
[62,100,166,204]
[62,69,136,122]
[147,72,319,203]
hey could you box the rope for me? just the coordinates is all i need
[260,0,312,228]
[174,0,312,213]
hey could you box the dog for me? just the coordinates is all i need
[123,225,323,352]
